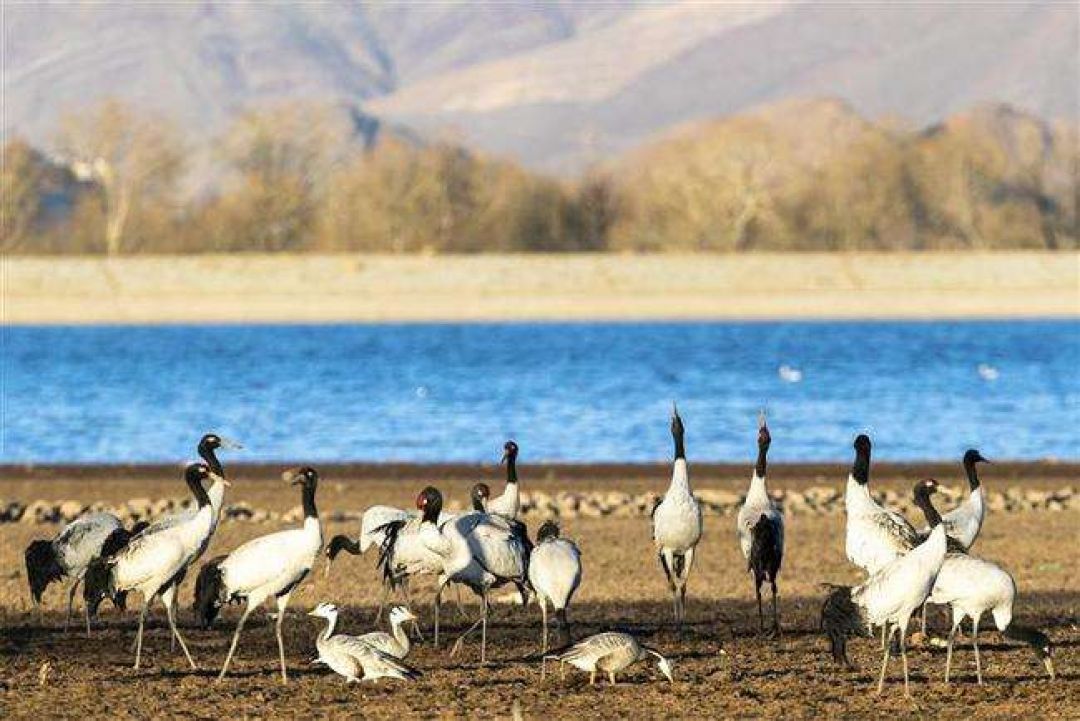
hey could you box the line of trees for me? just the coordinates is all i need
[2,99,1075,254]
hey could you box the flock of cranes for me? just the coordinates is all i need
[23,413,1057,694]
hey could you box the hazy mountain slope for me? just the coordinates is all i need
[3,1,1075,176]
[373,1,1078,172]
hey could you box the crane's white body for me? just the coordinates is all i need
[310,605,418,683]
[653,459,703,553]
[419,509,528,662]
[529,534,582,651]
[921,488,985,550]
[110,502,214,669]
[487,482,520,520]
[844,474,918,575]
[736,472,784,560]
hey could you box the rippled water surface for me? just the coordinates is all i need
[2,321,1077,463]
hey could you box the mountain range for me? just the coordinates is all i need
[4,1,1076,174]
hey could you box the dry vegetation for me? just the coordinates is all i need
[1,465,1077,719]
[2,99,1076,256]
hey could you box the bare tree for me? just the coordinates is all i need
[55,99,183,254]
[1,139,44,250]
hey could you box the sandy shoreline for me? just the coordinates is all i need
[4,252,1077,324]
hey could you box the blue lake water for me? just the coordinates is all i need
[1,321,1077,464]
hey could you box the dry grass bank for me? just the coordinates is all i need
[4,252,1077,324]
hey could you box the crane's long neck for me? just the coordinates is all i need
[321,612,338,642]
[199,445,224,476]
[301,482,318,520]
[853,447,870,486]
[188,474,211,509]
[391,617,411,654]
[669,458,691,495]
[506,455,518,485]
[964,458,981,491]
[914,492,943,528]
[749,442,770,498]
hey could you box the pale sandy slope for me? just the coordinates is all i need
[3,252,1077,324]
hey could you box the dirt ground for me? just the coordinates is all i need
[1,464,1077,719]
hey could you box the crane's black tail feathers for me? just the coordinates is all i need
[509,519,534,567]
[193,556,227,629]
[24,540,63,605]
[819,584,866,668]
[374,520,407,589]
[749,514,783,583]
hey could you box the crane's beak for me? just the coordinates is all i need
[282,467,303,485]
[219,436,243,450]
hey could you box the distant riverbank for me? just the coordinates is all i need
[3,252,1077,324]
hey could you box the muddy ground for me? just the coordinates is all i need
[1,464,1077,719]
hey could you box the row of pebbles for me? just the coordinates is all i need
[2,486,1075,526]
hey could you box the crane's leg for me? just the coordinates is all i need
[64,577,80,633]
[275,593,291,683]
[401,580,424,641]
[920,603,928,635]
[900,625,911,697]
[540,596,549,653]
[84,600,92,638]
[609,670,616,686]
[167,585,178,652]
[454,583,470,621]
[134,597,149,670]
[434,586,443,649]
[770,578,781,635]
[945,620,960,684]
[754,574,764,632]
[680,547,696,626]
[374,583,390,624]
[660,549,678,624]
[218,604,255,681]
[972,616,982,685]
[162,585,198,670]
[480,590,488,665]
[876,624,893,694]
[589,668,597,686]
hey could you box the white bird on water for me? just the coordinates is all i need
[543,632,674,686]
[528,520,582,652]
[83,463,224,670]
[194,467,323,683]
[821,520,948,696]
[651,404,702,627]
[308,603,421,683]
[736,411,784,634]
[911,479,1055,684]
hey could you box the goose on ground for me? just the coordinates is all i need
[821,522,948,696]
[193,467,323,683]
[651,404,702,627]
[918,449,989,550]
[308,603,420,683]
[912,479,1055,684]
[84,463,223,670]
[528,520,582,652]
[844,434,919,576]
[352,605,419,659]
[487,440,521,520]
[736,411,784,634]
[542,632,674,685]
[415,485,529,663]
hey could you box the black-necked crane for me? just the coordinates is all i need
[651,404,702,627]
[414,485,529,663]
[308,602,420,683]
[821,522,948,696]
[736,411,784,634]
[528,520,582,652]
[912,478,1055,684]
[487,440,521,520]
[194,467,323,683]
[542,632,674,686]
[83,462,223,670]
[25,512,145,635]
[844,434,919,576]
[918,449,989,550]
